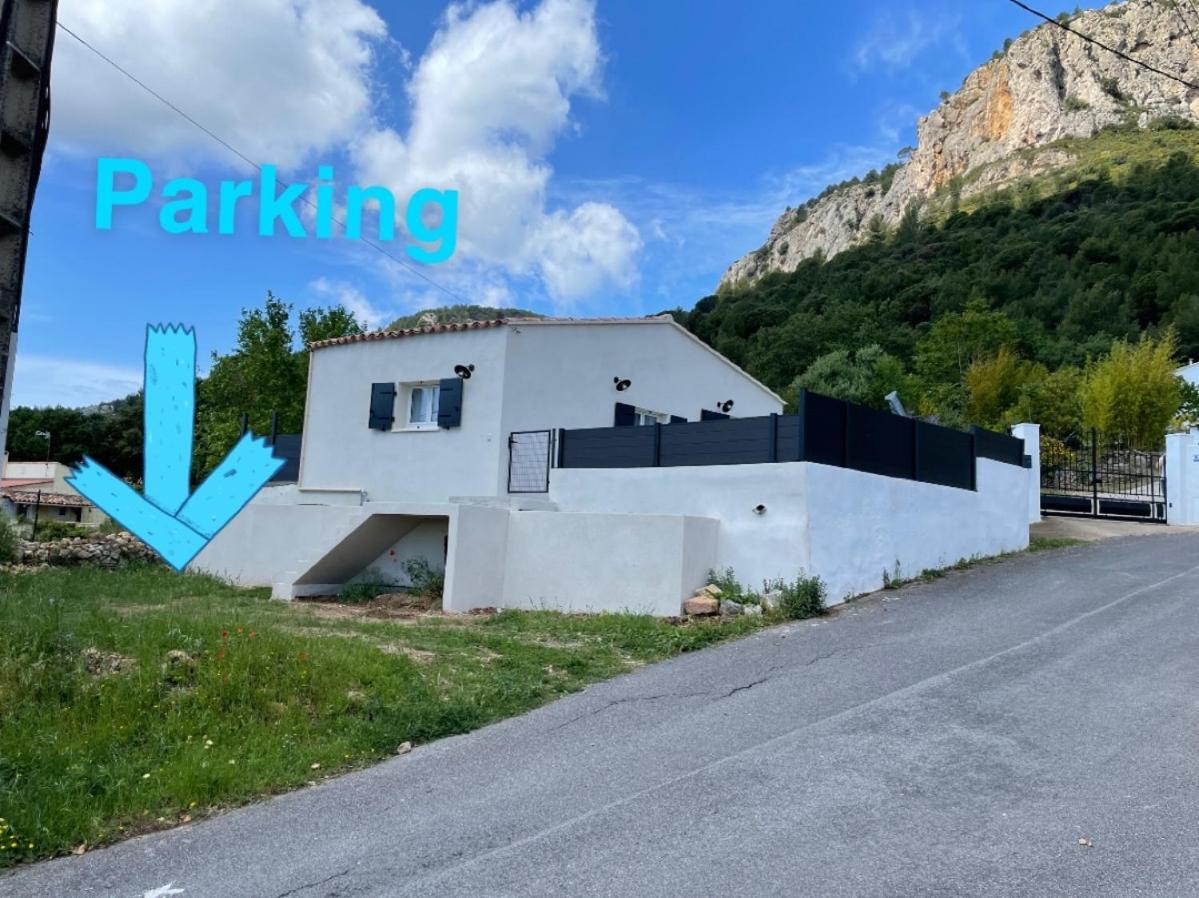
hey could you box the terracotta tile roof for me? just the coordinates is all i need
[0,478,52,488]
[307,315,676,351]
[0,489,92,508]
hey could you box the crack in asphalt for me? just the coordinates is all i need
[271,868,351,898]
[549,643,889,732]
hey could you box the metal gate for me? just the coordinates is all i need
[508,430,553,493]
[1040,430,1165,522]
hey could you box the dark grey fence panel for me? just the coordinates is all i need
[558,425,655,468]
[846,403,915,481]
[659,417,774,466]
[971,426,1025,467]
[268,434,302,483]
[916,421,974,490]
[553,390,1025,491]
[799,390,847,467]
[775,415,802,461]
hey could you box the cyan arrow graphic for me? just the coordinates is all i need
[67,325,283,570]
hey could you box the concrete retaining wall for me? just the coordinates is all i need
[445,509,717,616]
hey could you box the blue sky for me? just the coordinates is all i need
[16,0,1105,407]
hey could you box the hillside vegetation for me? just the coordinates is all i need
[385,304,541,330]
[681,130,1199,432]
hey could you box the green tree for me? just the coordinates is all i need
[1006,366,1085,436]
[965,347,1044,428]
[788,344,908,410]
[915,300,1018,423]
[193,293,361,478]
[1079,330,1181,447]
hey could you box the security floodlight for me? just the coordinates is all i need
[885,391,908,417]
[614,378,632,392]
[719,400,734,413]
[454,364,475,379]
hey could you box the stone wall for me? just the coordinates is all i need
[10,532,160,568]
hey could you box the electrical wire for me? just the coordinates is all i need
[55,20,469,307]
[1006,0,1199,91]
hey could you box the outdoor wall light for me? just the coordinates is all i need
[753,504,767,515]
[614,377,632,391]
[454,364,475,379]
[719,399,735,413]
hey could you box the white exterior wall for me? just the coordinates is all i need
[1010,422,1041,525]
[498,322,782,491]
[1166,428,1199,524]
[298,320,783,502]
[446,507,718,616]
[191,499,456,597]
[299,329,509,500]
[802,458,1029,601]
[549,463,811,592]
[550,458,1030,605]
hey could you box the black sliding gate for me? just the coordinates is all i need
[1040,430,1165,522]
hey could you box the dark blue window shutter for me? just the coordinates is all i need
[368,382,396,430]
[438,377,463,428]
[670,415,686,424]
[701,409,730,421]
[614,402,636,426]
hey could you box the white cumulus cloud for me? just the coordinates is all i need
[851,9,963,75]
[350,0,641,305]
[12,354,142,408]
[309,276,395,329]
[53,0,389,169]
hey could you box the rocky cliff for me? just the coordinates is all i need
[719,0,1199,290]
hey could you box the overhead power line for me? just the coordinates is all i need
[1169,0,1199,57]
[55,20,469,308]
[1006,0,1199,92]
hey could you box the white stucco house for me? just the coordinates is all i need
[192,315,1037,615]
[1178,359,1199,388]
[1,460,107,526]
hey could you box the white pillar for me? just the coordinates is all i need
[1165,428,1199,525]
[1011,422,1041,525]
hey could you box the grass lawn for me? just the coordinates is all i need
[0,566,771,867]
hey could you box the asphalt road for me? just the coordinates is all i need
[5,532,1199,897]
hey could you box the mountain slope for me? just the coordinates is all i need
[720,0,1199,290]
[683,130,1199,403]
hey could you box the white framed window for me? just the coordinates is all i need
[634,408,669,426]
[399,382,441,430]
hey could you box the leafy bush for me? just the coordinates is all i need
[401,557,444,600]
[1064,95,1090,112]
[765,573,826,621]
[31,521,91,543]
[0,517,16,564]
[337,577,387,604]
[706,566,749,603]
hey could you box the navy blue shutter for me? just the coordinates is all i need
[670,415,686,424]
[437,377,463,428]
[614,402,636,426]
[368,382,396,430]
[701,409,730,421]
